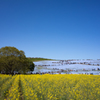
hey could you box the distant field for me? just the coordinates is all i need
[27,57,54,62]
[0,74,100,100]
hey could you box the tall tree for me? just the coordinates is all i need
[0,46,35,75]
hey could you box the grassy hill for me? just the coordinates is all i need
[27,57,54,62]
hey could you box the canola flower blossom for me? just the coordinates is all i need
[6,75,20,100]
[0,74,100,100]
[0,74,16,100]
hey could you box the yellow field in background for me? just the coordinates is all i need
[0,74,100,100]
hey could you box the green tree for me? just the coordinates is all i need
[0,46,35,75]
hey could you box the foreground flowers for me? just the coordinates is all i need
[0,74,100,100]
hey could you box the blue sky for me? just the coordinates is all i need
[0,0,100,60]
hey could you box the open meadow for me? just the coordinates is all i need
[0,74,100,100]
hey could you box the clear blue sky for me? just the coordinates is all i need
[0,0,100,60]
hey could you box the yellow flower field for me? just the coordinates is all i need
[0,74,100,100]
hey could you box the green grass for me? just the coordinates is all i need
[27,57,55,62]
